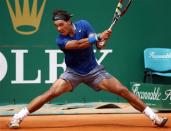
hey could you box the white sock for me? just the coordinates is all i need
[143,106,156,120]
[14,107,30,120]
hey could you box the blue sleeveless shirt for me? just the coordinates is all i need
[56,20,98,74]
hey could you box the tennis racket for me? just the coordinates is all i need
[100,0,133,46]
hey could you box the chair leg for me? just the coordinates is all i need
[149,73,153,83]
[144,75,146,83]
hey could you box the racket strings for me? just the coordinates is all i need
[116,2,123,15]
[113,2,123,22]
[113,0,132,21]
[120,0,132,16]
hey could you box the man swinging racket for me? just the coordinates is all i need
[9,9,168,129]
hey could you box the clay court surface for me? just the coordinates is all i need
[0,113,170,131]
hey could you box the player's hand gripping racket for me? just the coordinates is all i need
[100,0,133,47]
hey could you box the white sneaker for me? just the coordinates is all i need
[153,115,168,127]
[8,114,22,129]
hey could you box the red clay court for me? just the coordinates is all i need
[1,113,170,131]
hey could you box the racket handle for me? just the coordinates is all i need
[99,19,117,47]
[109,18,117,30]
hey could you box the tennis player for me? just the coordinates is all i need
[9,9,168,128]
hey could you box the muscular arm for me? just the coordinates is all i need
[65,38,92,50]
[64,30,112,50]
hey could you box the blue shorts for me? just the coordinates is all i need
[60,65,113,91]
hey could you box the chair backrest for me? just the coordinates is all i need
[144,48,171,72]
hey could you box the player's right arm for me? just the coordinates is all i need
[58,31,112,50]
[65,38,91,50]
[65,30,111,50]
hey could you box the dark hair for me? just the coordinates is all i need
[52,9,72,21]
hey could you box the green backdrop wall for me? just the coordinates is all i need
[0,0,171,104]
